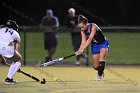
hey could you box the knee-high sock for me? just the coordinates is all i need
[98,61,105,76]
[7,62,21,79]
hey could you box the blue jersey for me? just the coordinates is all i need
[84,23,109,55]
[84,23,106,44]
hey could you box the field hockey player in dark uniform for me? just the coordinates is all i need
[75,15,109,80]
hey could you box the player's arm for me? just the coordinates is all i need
[78,29,87,51]
[13,31,21,52]
[14,41,20,52]
[75,29,86,55]
[76,24,97,55]
[83,24,96,50]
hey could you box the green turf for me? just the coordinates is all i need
[19,31,140,64]
[0,66,140,93]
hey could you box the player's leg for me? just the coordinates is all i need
[98,48,108,76]
[92,54,100,70]
[92,54,100,78]
[93,48,108,81]
[5,51,22,84]
[92,48,108,81]
[91,43,104,80]
[92,40,109,80]
[92,54,104,81]
[97,40,109,80]
[91,43,100,69]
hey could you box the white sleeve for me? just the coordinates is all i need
[13,30,21,44]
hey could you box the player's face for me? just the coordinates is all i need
[78,22,88,31]
[78,22,84,28]
[82,24,88,30]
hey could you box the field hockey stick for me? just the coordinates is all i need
[20,70,46,84]
[0,59,46,84]
[40,54,75,67]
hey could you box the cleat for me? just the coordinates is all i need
[95,72,104,81]
[5,78,18,84]
[95,75,102,81]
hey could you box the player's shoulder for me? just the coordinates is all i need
[10,28,20,36]
[13,30,19,35]
[0,26,6,29]
[92,23,101,30]
[90,23,96,26]
[0,27,10,32]
[89,23,100,30]
[52,16,59,20]
[91,23,99,28]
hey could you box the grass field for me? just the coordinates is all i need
[0,66,140,93]
[19,31,140,65]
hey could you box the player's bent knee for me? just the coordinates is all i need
[13,52,22,62]
[16,62,21,66]
[92,62,99,70]
[18,57,22,62]
[13,56,22,62]
[17,56,22,62]
[93,65,99,70]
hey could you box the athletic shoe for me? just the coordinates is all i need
[95,72,104,81]
[75,61,80,66]
[5,78,18,84]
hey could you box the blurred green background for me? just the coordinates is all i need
[19,30,140,65]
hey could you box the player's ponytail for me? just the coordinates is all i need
[78,15,88,24]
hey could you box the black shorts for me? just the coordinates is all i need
[44,32,58,50]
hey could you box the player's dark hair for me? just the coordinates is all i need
[5,20,19,31]
[78,15,88,24]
